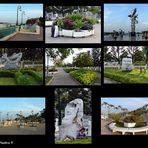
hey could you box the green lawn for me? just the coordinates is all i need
[0,77,16,85]
[56,138,91,144]
[104,68,148,83]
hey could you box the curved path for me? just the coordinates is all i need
[49,68,80,86]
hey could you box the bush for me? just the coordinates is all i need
[0,70,15,77]
[21,70,43,84]
[108,113,122,123]
[74,19,83,31]
[123,115,143,123]
[15,71,31,85]
[104,68,148,83]
[64,69,77,73]
[70,69,97,85]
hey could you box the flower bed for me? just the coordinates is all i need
[57,12,96,38]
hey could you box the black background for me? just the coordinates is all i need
[0,0,147,146]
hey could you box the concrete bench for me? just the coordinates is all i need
[109,123,148,135]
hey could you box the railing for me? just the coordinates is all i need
[20,25,36,32]
[0,27,16,38]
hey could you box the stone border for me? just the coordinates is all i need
[46,76,54,85]
[109,122,148,135]
[0,32,18,41]
[68,74,82,85]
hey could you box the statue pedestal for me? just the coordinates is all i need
[131,32,136,37]
[59,124,79,140]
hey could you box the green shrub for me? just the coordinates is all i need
[104,68,148,84]
[73,19,83,31]
[70,12,83,21]
[0,70,15,77]
[108,113,122,123]
[21,70,43,84]
[87,17,97,25]
[70,69,97,85]
[64,69,77,73]
[15,71,31,85]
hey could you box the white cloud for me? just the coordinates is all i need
[104,9,112,20]
[142,21,148,25]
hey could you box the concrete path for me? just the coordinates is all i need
[8,28,43,41]
[45,24,101,43]
[49,68,80,85]
[104,77,121,84]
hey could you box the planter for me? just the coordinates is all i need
[62,29,73,37]
[61,29,94,38]
[73,31,85,38]
[124,122,136,127]
[59,30,63,36]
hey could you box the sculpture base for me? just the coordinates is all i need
[131,32,136,37]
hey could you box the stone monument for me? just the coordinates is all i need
[59,98,83,140]
[0,52,22,69]
[121,55,133,71]
[128,8,138,37]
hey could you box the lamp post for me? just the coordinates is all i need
[16,6,22,26]
[21,11,25,25]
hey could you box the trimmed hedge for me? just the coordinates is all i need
[0,69,43,85]
[0,71,15,77]
[104,68,148,83]
[70,69,97,85]
[21,70,43,84]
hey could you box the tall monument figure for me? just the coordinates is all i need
[128,8,138,37]
[59,99,83,140]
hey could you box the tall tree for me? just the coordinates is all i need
[142,46,148,65]
[73,52,93,67]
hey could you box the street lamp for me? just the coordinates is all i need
[21,11,25,25]
[16,5,22,26]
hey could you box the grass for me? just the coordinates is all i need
[0,77,16,85]
[46,76,53,84]
[104,68,148,83]
[56,138,91,144]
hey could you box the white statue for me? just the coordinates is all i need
[59,98,83,140]
[121,56,133,71]
[0,52,22,69]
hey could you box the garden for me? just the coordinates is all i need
[0,48,43,85]
[104,46,148,84]
[45,6,101,43]
[101,98,148,135]
[45,48,101,86]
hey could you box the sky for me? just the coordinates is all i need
[0,4,43,24]
[101,97,148,111]
[0,98,45,120]
[104,4,148,32]
[45,48,92,66]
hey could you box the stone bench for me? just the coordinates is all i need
[109,123,148,135]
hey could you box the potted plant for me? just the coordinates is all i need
[123,115,142,127]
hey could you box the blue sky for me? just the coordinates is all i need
[101,98,148,111]
[0,4,43,24]
[0,98,45,120]
[104,4,148,32]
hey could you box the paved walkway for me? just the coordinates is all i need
[104,77,121,84]
[8,28,43,41]
[45,24,101,43]
[49,68,80,85]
